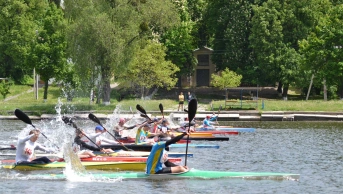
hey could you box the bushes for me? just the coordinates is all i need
[0,79,13,99]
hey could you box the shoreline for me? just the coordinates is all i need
[1,110,343,121]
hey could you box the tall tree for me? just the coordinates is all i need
[126,40,180,98]
[204,0,255,84]
[0,0,46,84]
[299,2,343,100]
[27,2,67,100]
[65,0,180,104]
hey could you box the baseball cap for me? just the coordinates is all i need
[95,125,104,131]
[206,115,211,118]
[143,123,151,128]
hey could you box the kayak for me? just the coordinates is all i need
[31,169,300,180]
[1,161,146,171]
[1,156,182,164]
[0,150,193,158]
[194,131,239,135]
[100,144,219,151]
[118,138,191,144]
[197,127,256,133]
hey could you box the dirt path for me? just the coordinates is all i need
[3,89,33,102]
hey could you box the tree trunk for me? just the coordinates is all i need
[277,81,283,97]
[102,80,111,105]
[323,78,327,101]
[43,80,49,102]
[282,84,289,101]
[141,86,144,99]
[306,74,315,101]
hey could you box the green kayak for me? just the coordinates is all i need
[32,169,300,180]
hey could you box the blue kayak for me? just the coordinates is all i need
[170,144,219,149]
[197,127,255,133]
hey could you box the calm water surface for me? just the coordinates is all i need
[1,120,343,194]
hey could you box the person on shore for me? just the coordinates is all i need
[135,123,156,145]
[186,91,193,103]
[146,132,189,174]
[73,129,109,158]
[15,129,56,165]
[178,92,185,111]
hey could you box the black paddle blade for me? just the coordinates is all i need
[136,104,147,115]
[62,116,78,129]
[88,113,101,125]
[14,109,33,126]
[188,99,197,122]
[159,103,163,113]
[184,109,188,113]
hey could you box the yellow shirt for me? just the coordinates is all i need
[179,95,184,102]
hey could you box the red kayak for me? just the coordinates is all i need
[0,157,181,164]
[118,137,191,144]
[194,131,239,135]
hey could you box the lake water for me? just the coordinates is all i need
[1,119,343,194]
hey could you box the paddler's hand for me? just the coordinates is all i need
[100,148,106,153]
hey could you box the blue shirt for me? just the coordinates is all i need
[203,118,212,127]
[146,142,166,174]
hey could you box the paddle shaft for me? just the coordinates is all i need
[14,109,59,149]
[88,113,131,151]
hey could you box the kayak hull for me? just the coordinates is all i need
[32,169,300,180]
[197,127,255,133]
[100,144,221,152]
[2,162,146,171]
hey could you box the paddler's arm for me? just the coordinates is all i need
[165,132,188,147]
[74,136,101,151]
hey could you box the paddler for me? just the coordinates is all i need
[73,129,109,158]
[15,129,57,165]
[113,118,139,138]
[135,123,157,145]
[87,125,122,147]
[202,115,214,130]
[146,132,189,174]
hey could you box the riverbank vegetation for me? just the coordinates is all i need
[2,85,343,116]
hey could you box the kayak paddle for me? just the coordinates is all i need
[88,113,132,151]
[185,99,197,166]
[14,109,59,149]
[136,104,151,121]
[159,103,164,119]
[62,116,104,151]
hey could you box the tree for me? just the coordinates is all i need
[299,3,343,100]
[204,0,255,84]
[0,0,46,84]
[211,68,242,100]
[65,0,180,104]
[27,3,67,101]
[126,40,180,99]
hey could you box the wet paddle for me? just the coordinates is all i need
[62,116,103,150]
[14,109,59,149]
[159,103,164,119]
[88,113,132,151]
[136,104,152,121]
[185,99,197,166]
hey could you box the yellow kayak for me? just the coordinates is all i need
[2,161,146,171]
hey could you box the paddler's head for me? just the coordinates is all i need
[206,115,211,119]
[95,125,104,133]
[143,123,151,131]
[119,118,125,125]
[29,129,40,142]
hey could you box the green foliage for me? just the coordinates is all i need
[211,68,242,90]
[126,40,180,97]
[0,79,13,99]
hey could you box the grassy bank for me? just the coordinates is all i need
[2,85,343,115]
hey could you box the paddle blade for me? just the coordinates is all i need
[14,109,33,126]
[159,103,163,113]
[62,116,78,129]
[136,104,147,115]
[88,113,101,125]
[188,99,197,122]
[184,109,188,113]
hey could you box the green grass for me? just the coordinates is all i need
[2,85,343,115]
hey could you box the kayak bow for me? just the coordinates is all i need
[31,169,300,181]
